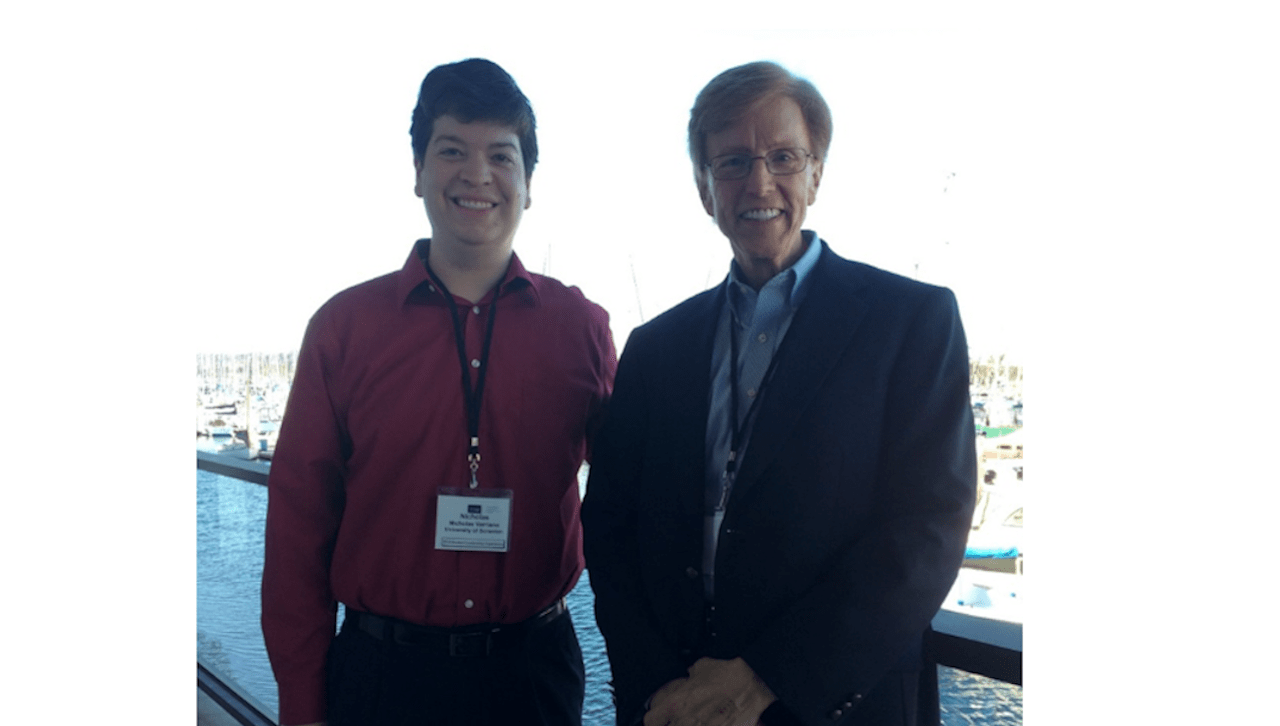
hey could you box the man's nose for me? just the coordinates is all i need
[743,156,775,193]
[460,155,492,185]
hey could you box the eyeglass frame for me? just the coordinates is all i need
[704,147,815,181]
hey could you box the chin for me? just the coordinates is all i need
[734,235,791,256]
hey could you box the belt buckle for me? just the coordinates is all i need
[540,599,563,621]
[449,631,492,657]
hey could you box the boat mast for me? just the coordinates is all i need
[244,354,257,459]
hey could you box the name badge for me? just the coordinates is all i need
[435,488,514,552]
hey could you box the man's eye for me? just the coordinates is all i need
[771,150,796,163]
[438,147,464,158]
[718,156,748,170]
[493,153,514,164]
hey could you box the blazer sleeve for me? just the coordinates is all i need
[582,328,690,725]
[741,287,977,725]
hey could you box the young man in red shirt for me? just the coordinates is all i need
[262,58,616,726]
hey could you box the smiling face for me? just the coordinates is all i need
[414,114,531,258]
[699,95,823,289]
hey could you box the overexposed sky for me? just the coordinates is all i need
[167,4,1038,358]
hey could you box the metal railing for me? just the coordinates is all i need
[196,450,1022,724]
[932,609,1022,685]
[198,662,275,726]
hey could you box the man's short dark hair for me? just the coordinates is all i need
[688,61,832,192]
[410,58,538,180]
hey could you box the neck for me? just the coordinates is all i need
[426,241,513,303]
[737,262,778,291]
[734,235,810,291]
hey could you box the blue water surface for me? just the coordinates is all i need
[196,465,1021,725]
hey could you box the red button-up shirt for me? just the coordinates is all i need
[262,241,616,725]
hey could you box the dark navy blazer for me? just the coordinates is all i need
[582,242,977,726]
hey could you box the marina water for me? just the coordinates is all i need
[198,460,1022,725]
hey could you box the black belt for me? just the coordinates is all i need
[348,599,567,657]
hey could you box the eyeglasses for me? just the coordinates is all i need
[705,148,814,180]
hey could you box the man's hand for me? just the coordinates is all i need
[644,677,689,725]
[643,657,777,726]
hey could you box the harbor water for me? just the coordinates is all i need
[198,461,1021,725]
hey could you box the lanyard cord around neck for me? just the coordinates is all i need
[716,308,783,511]
[424,263,500,489]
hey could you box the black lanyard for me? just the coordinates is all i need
[716,310,782,511]
[424,264,500,489]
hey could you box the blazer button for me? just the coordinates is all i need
[685,566,699,579]
[827,708,843,719]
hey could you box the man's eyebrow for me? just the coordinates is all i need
[712,146,763,158]
[430,135,518,151]
[713,140,802,156]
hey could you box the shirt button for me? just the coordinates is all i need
[747,388,757,398]
[472,305,481,314]
[464,599,474,609]
[470,359,481,368]
[757,333,767,343]
[428,285,436,292]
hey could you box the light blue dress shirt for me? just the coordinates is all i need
[702,230,823,599]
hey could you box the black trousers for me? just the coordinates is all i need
[325,609,585,726]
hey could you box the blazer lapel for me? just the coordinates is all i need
[731,247,869,497]
[658,285,725,515]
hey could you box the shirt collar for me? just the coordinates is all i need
[725,229,823,320]
[398,238,539,307]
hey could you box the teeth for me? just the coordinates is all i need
[741,209,781,220]
[455,199,496,210]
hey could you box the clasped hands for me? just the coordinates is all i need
[643,656,777,726]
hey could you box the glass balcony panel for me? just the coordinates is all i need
[197,465,279,722]
[197,452,1021,725]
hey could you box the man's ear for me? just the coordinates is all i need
[807,159,823,206]
[413,157,425,198]
[698,176,715,216]
[524,176,532,210]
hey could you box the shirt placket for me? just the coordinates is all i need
[737,320,774,427]
[458,294,493,621]
[464,300,486,389]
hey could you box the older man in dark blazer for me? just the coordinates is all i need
[581,62,977,726]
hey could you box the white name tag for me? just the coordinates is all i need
[435,488,514,552]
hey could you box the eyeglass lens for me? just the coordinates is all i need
[710,149,808,179]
